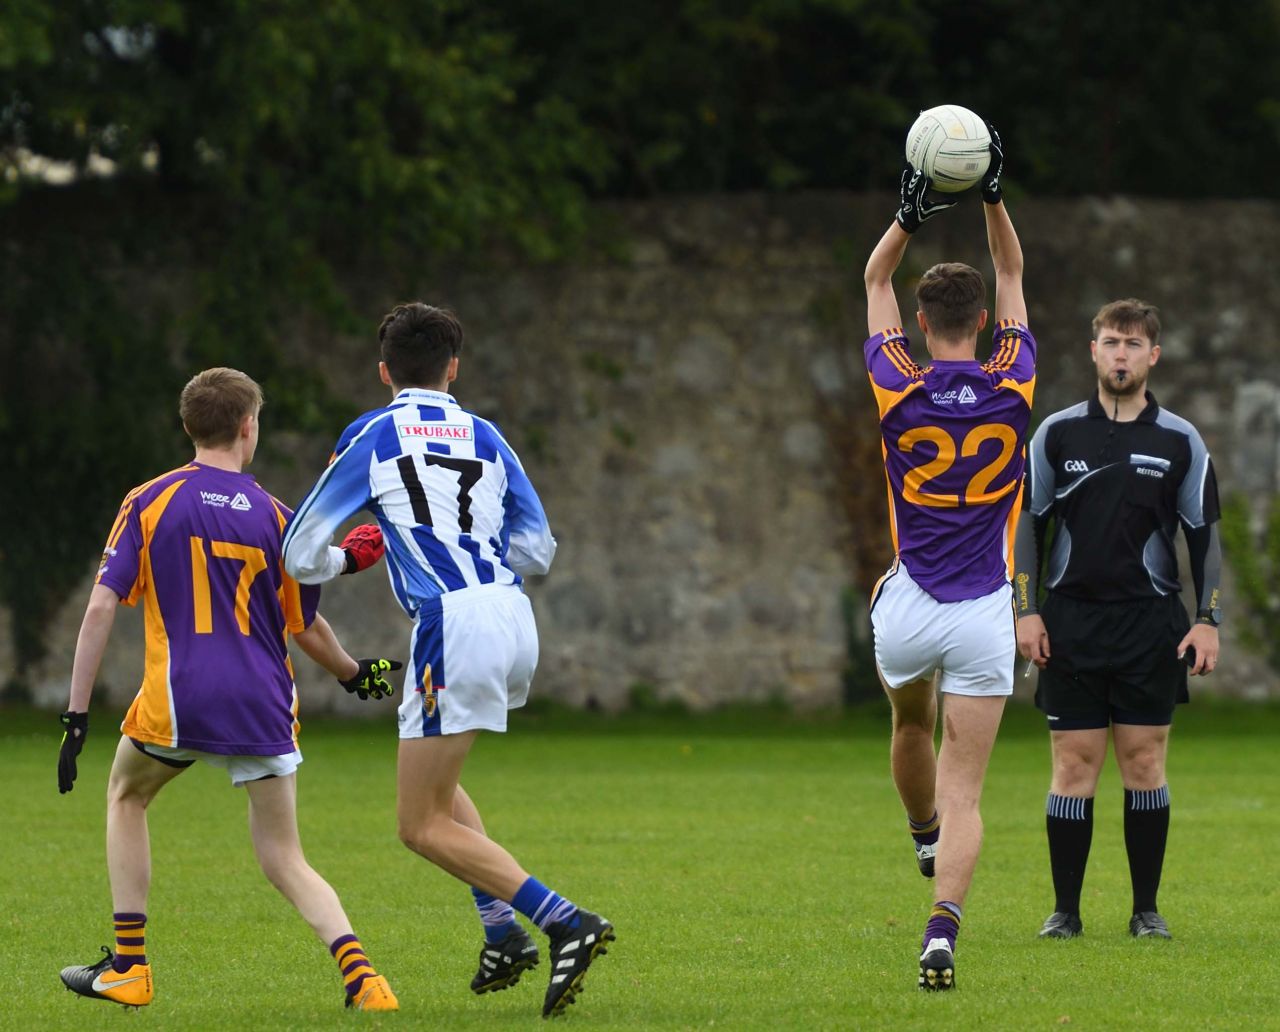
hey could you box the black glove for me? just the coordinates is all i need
[895,166,957,234]
[339,658,403,701]
[981,122,1004,205]
[58,711,88,794]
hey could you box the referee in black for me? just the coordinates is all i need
[1014,298,1222,942]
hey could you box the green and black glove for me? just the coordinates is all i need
[339,659,403,701]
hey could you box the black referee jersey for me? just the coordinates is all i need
[1021,391,1219,604]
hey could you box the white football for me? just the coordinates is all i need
[904,105,992,193]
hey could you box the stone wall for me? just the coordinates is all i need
[10,192,1280,715]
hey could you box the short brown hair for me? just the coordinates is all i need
[916,263,987,338]
[378,303,464,388]
[179,367,263,448]
[1092,298,1160,345]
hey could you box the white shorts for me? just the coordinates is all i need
[870,560,1015,697]
[397,583,539,738]
[130,738,302,787]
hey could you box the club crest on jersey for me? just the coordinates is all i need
[97,546,116,578]
[399,424,472,441]
[419,664,440,717]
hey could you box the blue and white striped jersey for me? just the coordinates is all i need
[282,388,556,615]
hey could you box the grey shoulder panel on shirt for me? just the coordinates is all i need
[1152,406,1213,528]
[1151,406,1209,454]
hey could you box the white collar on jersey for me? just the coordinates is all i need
[393,387,459,407]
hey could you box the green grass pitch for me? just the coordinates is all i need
[4,700,1278,1030]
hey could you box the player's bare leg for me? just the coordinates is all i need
[452,784,542,994]
[105,737,185,913]
[884,671,940,876]
[399,735,613,1015]
[884,673,938,818]
[933,693,1004,903]
[398,732,530,897]
[246,773,353,944]
[453,783,485,831]
[246,773,397,1009]
[918,692,1004,990]
[59,738,184,1008]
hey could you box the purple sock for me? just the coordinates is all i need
[909,811,940,846]
[922,901,962,952]
[112,913,147,973]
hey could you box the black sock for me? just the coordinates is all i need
[1124,785,1170,913]
[1046,793,1094,915]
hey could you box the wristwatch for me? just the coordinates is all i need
[1196,607,1222,627]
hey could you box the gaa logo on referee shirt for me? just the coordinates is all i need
[1064,460,1089,473]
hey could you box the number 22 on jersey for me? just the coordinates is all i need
[898,423,1019,508]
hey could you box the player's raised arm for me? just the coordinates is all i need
[866,167,958,337]
[980,125,1026,326]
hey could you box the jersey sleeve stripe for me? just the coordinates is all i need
[982,333,1016,373]
[884,340,922,379]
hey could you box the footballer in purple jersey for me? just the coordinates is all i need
[57,369,399,1012]
[98,462,320,755]
[865,319,1036,603]
[862,131,1032,993]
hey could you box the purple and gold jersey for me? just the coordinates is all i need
[865,321,1036,602]
[96,463,321,755]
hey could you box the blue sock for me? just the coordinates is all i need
[511,876,579,931]
[472,887,519,943]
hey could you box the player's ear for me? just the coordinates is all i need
[916,310,928,334]
[378,361,393,387]
[975,309,989,333]
[445,355,459,385]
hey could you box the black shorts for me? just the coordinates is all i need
[1034,592,1190,730]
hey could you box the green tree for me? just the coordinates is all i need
[495,0,1280,198]
[0,1,607,685]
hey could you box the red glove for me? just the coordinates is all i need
[340,524,384,574]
